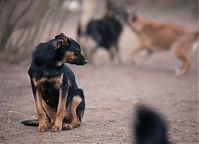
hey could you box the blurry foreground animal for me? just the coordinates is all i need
[127,13,198,75]
[134,106,170,144]
[77,0,128,64]
[21,33,87,132]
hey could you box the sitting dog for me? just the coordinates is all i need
[134,106,170,144]
[77,0,128,64]
[127,13,198,75]
[21,33,87,132]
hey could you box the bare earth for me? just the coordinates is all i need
[0,5,198,144]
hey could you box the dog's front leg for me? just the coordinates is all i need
[34,86,48,132]
[52,84,68,132]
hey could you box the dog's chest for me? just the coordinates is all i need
[33,75,64,107]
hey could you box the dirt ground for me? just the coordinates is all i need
[0,3,198,144]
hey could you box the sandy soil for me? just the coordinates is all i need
[0,3,198,144]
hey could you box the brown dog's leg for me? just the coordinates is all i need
[129,33,151,64]
[136,49,153,67]
[175,54,191,75]
[34,87,48,132]
[172,37,192,75]
[63,96,82,130]
[129,46,146,63]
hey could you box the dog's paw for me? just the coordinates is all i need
[62,124,73,130]
[38,125,48,132]
[51,125,62,132]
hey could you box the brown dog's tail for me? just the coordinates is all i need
[21,119,39,126]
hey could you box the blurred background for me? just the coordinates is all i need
[0,0,197,63]
[0,0,198,143]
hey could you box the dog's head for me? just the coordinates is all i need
[127,12,150,32]
[105,0,129,22]
[54,33,87,66]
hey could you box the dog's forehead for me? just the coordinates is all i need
[68,38,81,50]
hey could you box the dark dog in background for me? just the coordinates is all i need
[77,0,128,64]
[21,33,87,132]
[134,106,170,144]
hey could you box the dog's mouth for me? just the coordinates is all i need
[69,58,88,66]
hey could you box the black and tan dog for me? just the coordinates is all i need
[21,33,87,132]
[77,0,128,64]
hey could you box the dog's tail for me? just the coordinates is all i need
[21,119,39,126]
[134,106,170,144]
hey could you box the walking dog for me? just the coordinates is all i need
[21,33,87,132]
[134,106,170,144]
[127,13,198,75]
[77,0,128,64]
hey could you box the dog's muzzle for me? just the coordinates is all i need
[83,59,88,64]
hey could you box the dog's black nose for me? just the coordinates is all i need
[84,59,88,64]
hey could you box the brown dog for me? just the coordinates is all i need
[127,13,198,75]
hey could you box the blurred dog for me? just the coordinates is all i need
[77,0,128,64]
[127,13,198,75]
[21,33,87,132]
[134,106,170,144]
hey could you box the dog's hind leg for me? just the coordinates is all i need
[63,96,84,130]
[172,37,192,75]
[175,54,191,75]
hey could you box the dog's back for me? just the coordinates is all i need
[134,106,170,144]
[84,16,122,48]
[128,15,191,50]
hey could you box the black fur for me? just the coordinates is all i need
[134,106,170,144]
[77,0,129,62]
[21,33,87,128]
[78,16,122,50]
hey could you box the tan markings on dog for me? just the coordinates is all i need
[42,100,56,127]
[53,75,63,89]
[52,88,68,132]
[65,103,71,119]
[127,14,198,75]
[34,86,48,132]
[58,51,77,64]
[32,78,45,87]
[33,75,63,87]
[64,96,82,129]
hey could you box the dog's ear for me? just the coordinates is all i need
[55,33,66,40]
[54,33,70,49]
